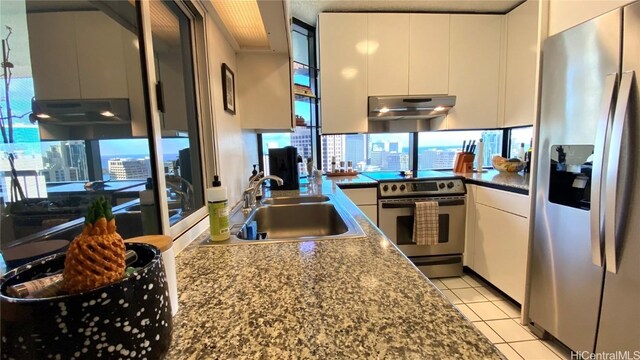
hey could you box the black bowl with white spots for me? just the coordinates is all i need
[0,243,173,359]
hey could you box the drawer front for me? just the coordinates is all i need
[476,186,530,218]
[342,188,377,205]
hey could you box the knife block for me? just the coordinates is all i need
[454,153,475,173]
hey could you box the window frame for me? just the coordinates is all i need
[137,0,212,238]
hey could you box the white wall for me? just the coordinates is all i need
[205,15,258,205]
[548,0,634,35]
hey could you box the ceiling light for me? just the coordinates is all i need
[379,107,390,113]
[100,111,115,117]
[36,113,50,119]
[211,0,269,49]
[434,106,446,111]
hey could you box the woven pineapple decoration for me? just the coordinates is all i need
[63,197,126,294]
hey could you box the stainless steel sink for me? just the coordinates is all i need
[261,195,329,205]
[229,194,365,243]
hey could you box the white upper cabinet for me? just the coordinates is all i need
[367,14,410,96]
[448,15,504,129]
[74,12,129,99]
[504,0,545,127]
[28,13,81,100]
[238,53,294,130]
[28,12,130,100]
[319,13,368,134]
[409,14,450,95]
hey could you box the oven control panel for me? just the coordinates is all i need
[378,179,466,198]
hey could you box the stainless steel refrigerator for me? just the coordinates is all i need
[529,1,640,353]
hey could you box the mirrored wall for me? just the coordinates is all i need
[0,0,210,265]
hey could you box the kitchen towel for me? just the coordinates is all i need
[413,201,439,246]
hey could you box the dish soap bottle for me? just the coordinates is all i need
[207,176,229,241]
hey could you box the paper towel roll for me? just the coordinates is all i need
[476,139,484,172]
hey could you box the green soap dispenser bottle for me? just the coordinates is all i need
[207,176,229,241]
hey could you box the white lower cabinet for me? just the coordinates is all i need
[341,188,378,225]
[466,185,530,304]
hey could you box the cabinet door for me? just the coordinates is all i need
[74,12,129,99]
[341,187,377,205]
[238,53,293,130]
[319,13,368,134]
[474,203,529,304]
[504,0,542,127]
[358,205,378,225]
[448,15,504,129]
[27,13,81,100]
[409,14,450,95]
[367,14,410,96]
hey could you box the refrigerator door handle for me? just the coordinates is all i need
[591,73,618,267]
[604,71,634,274]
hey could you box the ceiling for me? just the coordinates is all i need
[290,0,525,26]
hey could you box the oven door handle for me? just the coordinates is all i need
[381,199,465,208]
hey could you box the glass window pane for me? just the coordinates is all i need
[150,0,205,226]
[292,30,309,64]
[509,126,534,158]
[418,130,503,170]
[1,0,159,252]
[322,133,411,172]
[262,127,314,176]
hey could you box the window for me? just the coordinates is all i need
[418,130,504,170]
[322,133,411,172]
[508,126,534,159]
[150,0,206,227]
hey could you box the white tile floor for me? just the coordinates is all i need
[432,273,572,360]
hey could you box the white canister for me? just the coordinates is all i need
[126,235,179,316]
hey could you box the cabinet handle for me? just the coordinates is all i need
[155,81,165,113]
[590,73,617,268]
[604,71,634,274]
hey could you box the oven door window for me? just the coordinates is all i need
[396,215,450,245]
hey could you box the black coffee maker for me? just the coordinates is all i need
[268,146,299,190]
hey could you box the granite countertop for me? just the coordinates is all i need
[440,170,530,194]
[166,179,503,359]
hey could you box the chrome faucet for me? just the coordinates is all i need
[242,174,284,213]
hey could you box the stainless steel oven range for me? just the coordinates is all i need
[371,172,466,278]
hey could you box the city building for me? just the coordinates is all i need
[41,141,88,182]
[108,158,151,180]
[322,134,344,171]
[419,149,458,169]
[344,134,365,166]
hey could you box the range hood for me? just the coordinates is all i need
[32,99,134,140]
[367,95,456,133]
[32,99,131,125]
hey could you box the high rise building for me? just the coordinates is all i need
[389,142,400,153]
[290,127,313,160]
[41,142,89,182]
[419,149,458,169]
[61,141,88,180]
[344,134,365,165]
[108,158,151,180]
[322,135,344,171]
